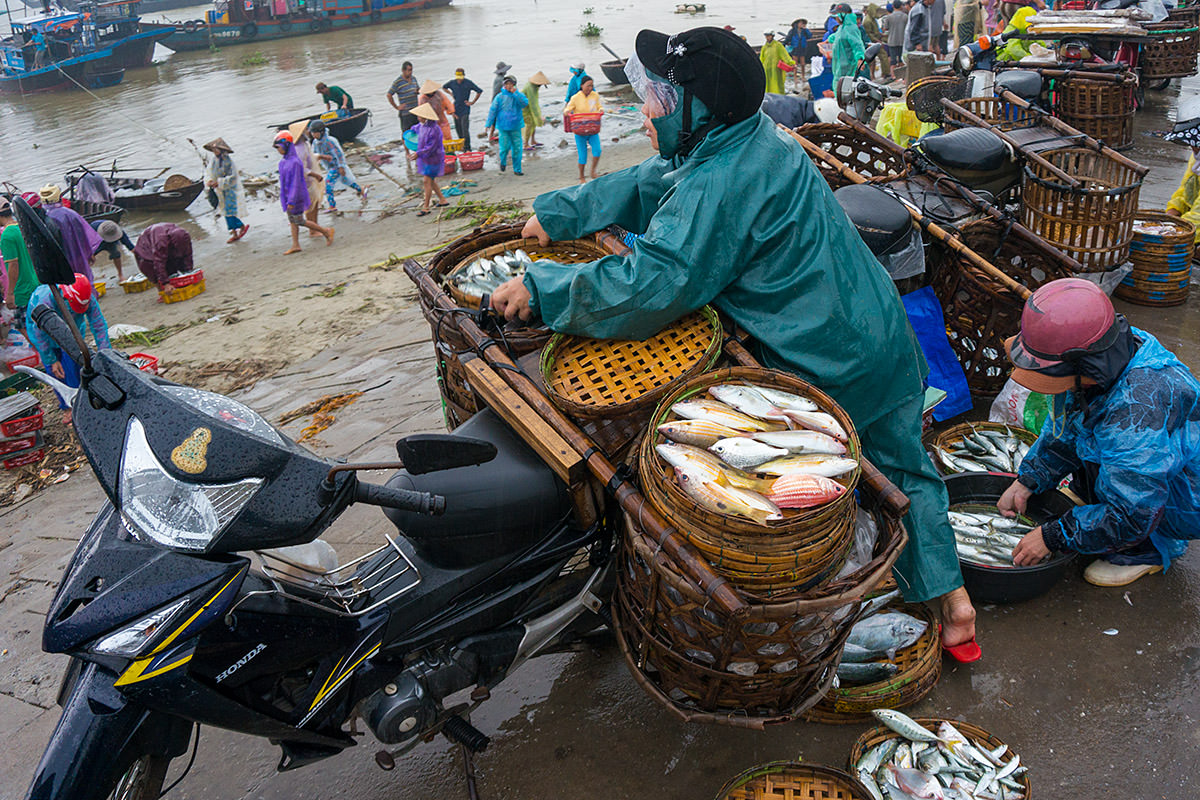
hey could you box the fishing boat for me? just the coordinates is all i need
[65,167,205,212]
[70,199,125,224]
[600,58,629,85]
[275,108,370,142]
[147,0,451,53]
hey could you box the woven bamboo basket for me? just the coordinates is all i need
[1142,21,1200,81]
[849,718,1032,799]
[639,367,862,597]
[1169,5,1200,27]
[716,762,872,800]
[943,96,1039,133]
[418,223,610,428]
[443,236,608,309]
[929,219,1075,396]
[794,123,907,190]
[928,421,1037,475]
[1051,72,1137,149]
[1020,147,1143,273]
[802,602,941,724]
[1115,282,1190,306]
[539,307,722,420]
[612,486,906,726]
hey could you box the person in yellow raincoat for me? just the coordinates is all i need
[1164,98,1200,247]
[522,71,551,149]
[759,30,795,94]
[995,6,1043,61]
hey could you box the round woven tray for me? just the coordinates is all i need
[927,422,1037,475]
[540,307,721,420]
[802,602,941,724]
[849,718,1032,799]
[444,235,609,309]
[716,762,872,800]
[639,367,862,597]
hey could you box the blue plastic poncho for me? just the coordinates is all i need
[831,11,867,82]
[1018,328,1200,568]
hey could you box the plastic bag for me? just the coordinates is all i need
[1072,264,1132,296]
[835,507,880,580]
[989,377,1051,435]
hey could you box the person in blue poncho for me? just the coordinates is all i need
[1001,279,1198,587]
[490,25,981,658]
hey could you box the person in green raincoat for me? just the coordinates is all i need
[522,71,552,149]
[759,30,795,95]
[831,9,867,83]
[490,26,980,658]
[861,4,893,81]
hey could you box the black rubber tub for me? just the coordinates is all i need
[944,472,1077,603]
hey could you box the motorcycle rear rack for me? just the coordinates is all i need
[253,533,421,617]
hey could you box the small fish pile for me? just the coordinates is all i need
[949,505,1036,568]
[656,383,857,523]
[836,591,926,686]
[1132,220,1186,237]
[935,426,1030,475]
[856,709,1028,800]
[449,249,551,297]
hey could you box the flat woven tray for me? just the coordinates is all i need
[716,762,871,800]
[540,306,721,419]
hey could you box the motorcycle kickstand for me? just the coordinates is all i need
[461,742,481,800]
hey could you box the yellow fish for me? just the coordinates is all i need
[670,398,784,432]
[674,465,782,524]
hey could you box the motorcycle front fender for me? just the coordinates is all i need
[26,660,192,800]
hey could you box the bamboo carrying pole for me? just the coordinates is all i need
[403,260,751,617]
[938,97,1083,187]
[783,127,1034,300]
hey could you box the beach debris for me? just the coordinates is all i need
[279,391,364,443]
[438,198,525,227]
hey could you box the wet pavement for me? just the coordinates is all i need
[5,79,1200,800]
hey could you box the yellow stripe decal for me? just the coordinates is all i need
[309,643,381,711]
[115,653,194,687]
[149,568,246,657]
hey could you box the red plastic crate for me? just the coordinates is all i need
[459,151,485,171]
[129,352,159,374]
[0,409,44,437]
[3,447,45,469]
[4,353,40,373]
[0,432,38,456]
[168,270,204,289]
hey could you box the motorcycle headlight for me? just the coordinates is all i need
[91,597,190,657]
[954,45,976,74]
[119,417,262,552]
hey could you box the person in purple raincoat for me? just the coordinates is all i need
[274,130,334,255]
[39,184,102,283]
[408,103,448,216]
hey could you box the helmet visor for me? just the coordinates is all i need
[625,49,679,119]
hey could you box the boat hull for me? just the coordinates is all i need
[278,109,371,143]
[154,0,449,52]
[600,59,629,85]
[0,51,124,94]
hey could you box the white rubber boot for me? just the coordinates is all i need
[1083,559,1163,587]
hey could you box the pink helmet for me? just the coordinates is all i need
[1005,278,1118,393]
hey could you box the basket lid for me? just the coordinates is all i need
[541,307,722,418]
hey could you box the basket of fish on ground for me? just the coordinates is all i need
[715,761,873,800]
[850,710,1031,800]
[415,223,611,428]
[540,307,722,421]
[1114,211,1195,307]
[803,594,941,724]
[612,467,907,726]
[929,219,1076,396]
[927,422,1036,476]
[639,367,861,596]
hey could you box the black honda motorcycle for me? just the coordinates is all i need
[14,198,614,800]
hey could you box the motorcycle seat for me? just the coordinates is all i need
[919,127,1010,173]
[384,409,570,568]
[833,184,913,257]
[996,70,1043,101]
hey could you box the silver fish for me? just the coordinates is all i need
[708,437,787,469]
[872,709,941,743]
[754,454,858,478]
[750,429,847,455]
[837,661,899,685]
[860,588,902,618]
[849,612,928,658]
[708,385,790,423]
[746,384,820,412]
[857,739,900,774]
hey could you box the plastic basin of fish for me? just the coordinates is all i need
[943,472,1077,604]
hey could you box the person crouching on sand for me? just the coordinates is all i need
[274,130,334,255]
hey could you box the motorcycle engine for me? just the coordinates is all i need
[359,649,479,745]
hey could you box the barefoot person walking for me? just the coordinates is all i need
[274,130,333,255]
[204,137,249,244]
[409,102,448,216]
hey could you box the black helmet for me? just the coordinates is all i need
[309,120,326,134]
[634,26,765,127]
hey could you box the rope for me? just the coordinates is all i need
[48,61,179,146]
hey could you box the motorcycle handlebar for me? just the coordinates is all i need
[31,304,85,367]
[354,480,446,516]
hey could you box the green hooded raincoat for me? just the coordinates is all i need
[524,110,962,602]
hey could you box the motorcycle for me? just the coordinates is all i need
[15,195,614,800]
[836,43,905,121]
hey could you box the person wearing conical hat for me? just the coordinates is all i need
[418,78,454,140]
[443,68,483,152]
[408,103,448,216]
[522,71,551,149]
[493,60,512,97]
[203,138,248,244]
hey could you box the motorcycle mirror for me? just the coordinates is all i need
[864,42,882,63]
[396,434,498,475]
[11,196,75,287]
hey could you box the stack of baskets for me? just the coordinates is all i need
[929,219,1075,396]
[1020,147,1144,273]
[1142,18,1200,82]
[794,123,907,190]
[159,270,205,304]
[614,366,908,725]
[1051,72,1138,149]
[1115,210,1196,307]
[417,224,612,428]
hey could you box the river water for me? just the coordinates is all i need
[2,0,832,188]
